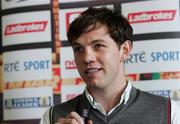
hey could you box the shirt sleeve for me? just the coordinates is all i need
[171,100,180,124]
[39,108,50,124]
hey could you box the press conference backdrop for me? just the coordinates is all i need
[0,0,180,124]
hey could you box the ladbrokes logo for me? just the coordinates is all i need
[5,21,48,36]
[128,10,176,24]
[66,12,81,32]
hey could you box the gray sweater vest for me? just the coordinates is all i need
[50,87,171,124]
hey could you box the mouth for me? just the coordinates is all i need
[84,68,102,77]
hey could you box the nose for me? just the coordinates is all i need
[83,49,96,64]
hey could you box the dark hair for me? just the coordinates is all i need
[67,7,133,46]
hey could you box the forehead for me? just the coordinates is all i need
[73,25,109,44]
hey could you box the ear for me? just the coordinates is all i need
[119,40,132,62]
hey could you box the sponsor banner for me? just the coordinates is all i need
[60,47,80,78]
[4,65,61,94]
[148,89,180,101]
[62,78,84,85]
[61,84,85,103]
[3,87,53,120]
[132,79,180,91]
[121,0,180,34]
[59,7,88,41]
[125,39,180,74]
[59,0,94,3]
[126,71,180,81]
[2,11,51,46]
[3,48,52,82]
[148,89,180,102]
[59,5,113,41]
[52,65,61,94]
[1,0,50,10]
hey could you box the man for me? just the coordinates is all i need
[40,7,180,124]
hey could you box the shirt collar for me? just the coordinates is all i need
[85,80,132,115]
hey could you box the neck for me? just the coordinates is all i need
[88,79,127,113]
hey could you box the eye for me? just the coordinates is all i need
[73,46,84,52]
[94,44,105,50]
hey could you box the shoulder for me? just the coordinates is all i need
[135,88,169,105]
[131,88,170,117]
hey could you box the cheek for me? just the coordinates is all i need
[74,57,83,70]
[102,53,121,68]
[101,52,120,62]
[74,54,81,63]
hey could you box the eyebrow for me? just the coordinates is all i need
[72,39,105,46]
[91,39,105,44]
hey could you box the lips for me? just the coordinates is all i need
[84,68,102,77]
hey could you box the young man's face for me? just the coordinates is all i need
[72,25,127,90]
